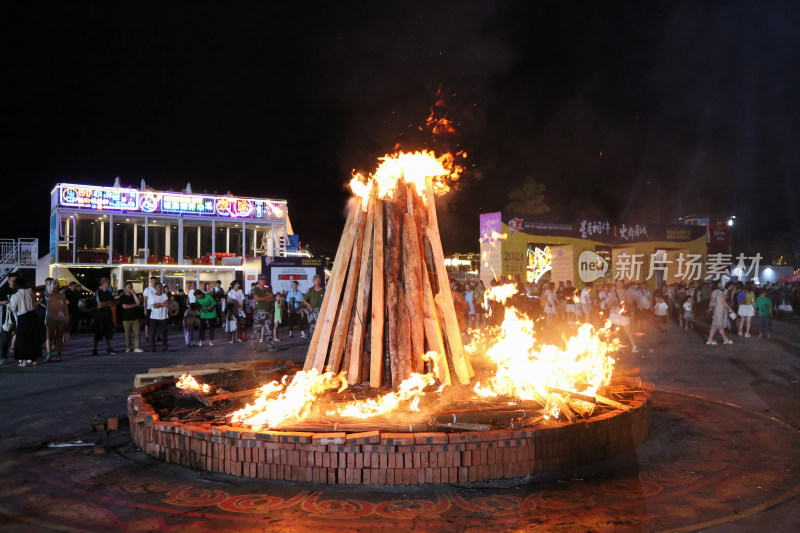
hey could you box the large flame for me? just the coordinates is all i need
[472,284,619,418]
[349,150,463,207]
[230,369,348,430]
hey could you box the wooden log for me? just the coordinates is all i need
[308,202,361,371]
[421,263,449,384]
[327,200,369,373]
[402,211,425,372]
[347,194,376,384]
[370,199,385,387]
[385,186,405,386]
[395,289,414,382]
[424,177,472,385]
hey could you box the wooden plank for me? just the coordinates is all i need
[402,211,425,372]
[385,186,405,387]
[327,201,369,373]
[308,202,361,371]
[425,177,472,385]
[347,195,376,384]
[369,199,385,388]
[422,261,450,384]
[396,289,414,382]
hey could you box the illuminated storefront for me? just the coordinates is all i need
[479,212,707,288]
[50,183,292,291]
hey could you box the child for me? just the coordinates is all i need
[273,292,285,342]
[681,296,694,330]
[653,294,669,333]
[224,300,241,343]
[754,289,773,338]
[183,303,201,347]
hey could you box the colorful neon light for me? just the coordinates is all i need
[216,198,254,218]
[162,194,214,215]
[56,184,286,220]
[59,186,138,211]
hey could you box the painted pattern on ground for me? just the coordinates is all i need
[1,390,798,532]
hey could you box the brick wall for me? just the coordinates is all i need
[128,386,651,485]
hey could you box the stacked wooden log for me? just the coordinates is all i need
[304,177,474,388]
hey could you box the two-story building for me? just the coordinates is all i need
[49,183,292,292]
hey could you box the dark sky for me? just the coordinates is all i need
[3,1,799,258]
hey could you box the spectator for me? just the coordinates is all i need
[755,289,773,339]
[9,276,41,366]
[653,294,669,333]
[474,280,486,328]
[92,277,118,355]
[580,282,593,324]
[119,282,144,353]
[737,281,756,337]
[285,280,307,338]
[211,280,225,326]
[0,271,19,364]
[273,292,286,341]
[224,299,242,343]
[148,282,170,352]
[251,275,274,344]
[302,275,325,336]
[44,278,69,362]
[681,295,694,330]
[184,303,201,347]
[65,281,81,334]
[707,280,735,345]
[142,276,158,340]
[196,289,218,347]
[168,293,180,327]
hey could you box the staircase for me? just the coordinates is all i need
[0,239,38,286]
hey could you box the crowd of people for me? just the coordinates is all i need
[447,276,800,351]
[0,269,798,367]
[0,273,328,365]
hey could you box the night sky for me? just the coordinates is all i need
[4,1,799,259]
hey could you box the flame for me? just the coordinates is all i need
[176,373,211,394]
[349,150,463,207]
[230,369,348,430]
[194,282,619,429]
[330,372,436,419]
[468,285,619,418]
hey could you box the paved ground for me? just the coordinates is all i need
[0,317,798,532]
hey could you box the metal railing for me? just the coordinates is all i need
[0,238,38,286]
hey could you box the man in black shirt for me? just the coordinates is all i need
[92,277,118,355]
[0,271,19,362]
[65,282,82,333]
[119,281,143,353]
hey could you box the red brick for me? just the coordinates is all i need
[327,469,336,484]
[312,432,347,445]
[364,452,372,468]
[338,468,346,484]
[458,466,468,482]
[380,433,415,446]
[397,444,432,453]
[376,469,387,484]
[345,431,381,445]
[413,432,448,444]
[365,445,397,453]
[379,452,388,470]
[327,445,362,453]
[277,431,313,444]
[355,453,363,469]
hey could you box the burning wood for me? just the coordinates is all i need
[304,152,469,388]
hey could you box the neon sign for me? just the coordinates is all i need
[56,183,287,220]
[162,194,214,215]
[216,198,254,218]
[140,193,159,213]
[59,186,138,211]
